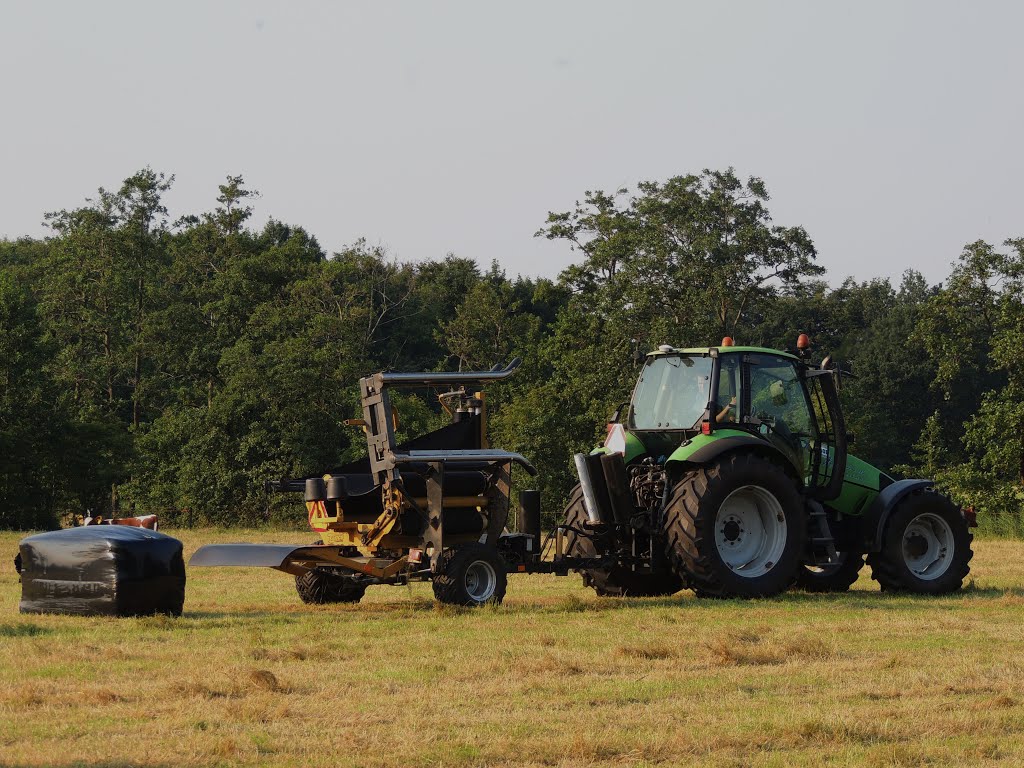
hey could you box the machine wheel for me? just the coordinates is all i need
[563,485,683,597]
[432,544,508,606]
[795,551,865,592]
[867,489,973,594]
[295,569,367,604]
[663,452,805,598]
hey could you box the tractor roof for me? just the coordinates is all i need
[647,345,800,361]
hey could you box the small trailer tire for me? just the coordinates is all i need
[295,569,367,604]
[433,544,508,606]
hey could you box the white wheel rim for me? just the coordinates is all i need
[714,485,788,576]
[464,560,497,601]
[902,512,954,580]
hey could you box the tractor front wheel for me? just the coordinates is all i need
[563,485,683,597]
[432,544,508,606]
[795,551,865,592]
[867,489,972,594]
[663,453,805,598]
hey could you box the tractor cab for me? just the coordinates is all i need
[623,340,847,500]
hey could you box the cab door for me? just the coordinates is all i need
[800,367,847,501]
[738,353,847,500]
[741,355,846,499]
[744,354,816,476]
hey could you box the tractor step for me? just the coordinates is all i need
[806,501,839,566]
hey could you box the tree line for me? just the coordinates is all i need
[1,168,1021,533]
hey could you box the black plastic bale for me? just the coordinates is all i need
[17,526,186,617]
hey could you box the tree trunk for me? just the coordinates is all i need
[104,329,114,404]
[132,273,143,429]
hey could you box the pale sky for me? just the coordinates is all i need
[1,1,1021,287]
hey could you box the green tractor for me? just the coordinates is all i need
[564,337,976,598]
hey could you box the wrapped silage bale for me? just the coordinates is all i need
[17,526,186,616]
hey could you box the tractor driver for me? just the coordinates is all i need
[716,397,737,423]
[715,356,741,424]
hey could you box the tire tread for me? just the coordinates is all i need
[867,488,972,594]
[432,544,508,606]
[663,452,803,598]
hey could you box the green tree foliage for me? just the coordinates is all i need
[0,274,65,527]
[440,265,541,371]
[1,167,1022,534]
[756,272,938,471]
[527,170,825,507]
[908,240,1024,531]
[541,170,821,344]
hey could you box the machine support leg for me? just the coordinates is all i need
[425,462,445,573]
[483,461,512,546]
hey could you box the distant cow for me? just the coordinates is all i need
[80,514,159,530]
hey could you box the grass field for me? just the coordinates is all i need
[3,530,1024,767]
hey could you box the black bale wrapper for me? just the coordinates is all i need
[190,361,601,605]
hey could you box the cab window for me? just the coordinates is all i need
[747,355,814,468]
[716,354,742,424]
[629,355,712,430]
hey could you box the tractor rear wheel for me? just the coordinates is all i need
[867,489,972,594]
[432,544,508,606]
[295,568,367,604]
[563,484,683,597]
[795,551,865,592]
[663,453,805,598]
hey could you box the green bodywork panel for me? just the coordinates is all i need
[828,454,886,517]
[664,428,804,478]
[665,429,752,463]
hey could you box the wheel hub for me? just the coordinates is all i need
[905,533,928,559]
[722,518,742,542]
[902,512,954,580]
[713,485,787,576]
[464,560,497,602]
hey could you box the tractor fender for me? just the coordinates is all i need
[863,479,934,552]
[666,434,802,481]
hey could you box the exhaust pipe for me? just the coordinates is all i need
[573,453,614,523]
[573,453,601,522]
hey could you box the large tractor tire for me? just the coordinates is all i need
[795,551,865,592]
[563,484,683,598]
[295,568,367,604]
[433,543,508,606]
[664,452,805,598]
[867,489,972,594]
